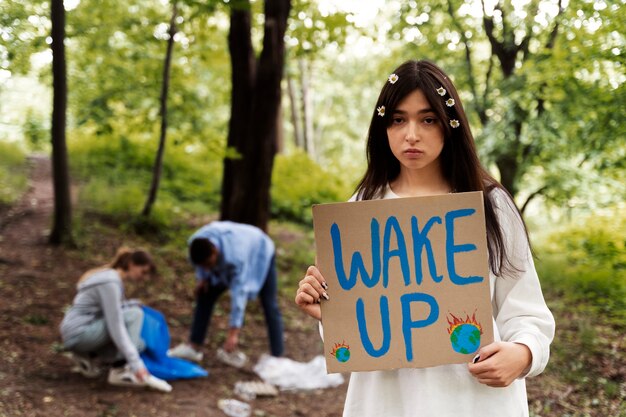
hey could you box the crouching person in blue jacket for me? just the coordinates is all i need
[168,221,284,366]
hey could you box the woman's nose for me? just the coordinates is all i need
[405,122,420,142]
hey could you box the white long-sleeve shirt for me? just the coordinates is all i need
[338,186,555,417]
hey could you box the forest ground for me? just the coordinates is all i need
[0,157,623,417]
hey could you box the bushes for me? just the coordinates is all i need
[69,129,351,229]
[271,151,351,224]
[0,141,28,205]
[69,129,223,231]
[535,215,626,324]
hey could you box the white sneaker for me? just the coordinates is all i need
[167,343,203,363]
[145,374,173,393]
[216,348,247,369]
[107,366,172,393]
[69,353,102,378]
[107,365,143,387]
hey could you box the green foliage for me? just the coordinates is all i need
[69,127,223,232]
[286,0,351,56]
[70,132,352,230]
[0,0,49,75]
[536,214,626,324]
[271,151,350,224]
[22,108,49,152]
[66,0,231,149]
[0,141,28,204]
[269,220,316,296]
[394,0,625,206]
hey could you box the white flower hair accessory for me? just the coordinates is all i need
[377,106,386,117]
[437,86,459,128]
[388,73,399,84]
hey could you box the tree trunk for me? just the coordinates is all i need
[276,104,284,153]
[49,0,72,245]
[286,73,304,148]
[299,58,315,158]
[495,154,519,198]
[220,0,291,231]
[142,2,177,217]
[220,2,256,224]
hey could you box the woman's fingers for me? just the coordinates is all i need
[298,273,329,300]
[295,290,316,305]
[306,265,328,289]
[294,288,322,320]
[475,377,506,387]
[468,342,531,388]
[294,265,329,321]
[296,281,320,301]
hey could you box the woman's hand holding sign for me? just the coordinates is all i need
[468,341,532,387]
[295,265,329,321]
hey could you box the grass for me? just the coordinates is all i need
[0,141,28,205]
[530,241,626,417]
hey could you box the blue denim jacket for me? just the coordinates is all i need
[189,221,275,328]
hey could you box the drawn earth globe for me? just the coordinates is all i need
[449,323,481,354]
[335,347,350,363]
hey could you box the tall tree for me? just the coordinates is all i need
[282,0,351,157]
[220,0,291,231]
[49,0,72,245]
[394,0,623,210]
[142,1,178,217]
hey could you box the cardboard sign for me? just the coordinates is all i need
[313,191,494,373]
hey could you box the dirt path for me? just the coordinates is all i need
[0,157,346,417]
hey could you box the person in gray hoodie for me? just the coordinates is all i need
[60,248,163,389]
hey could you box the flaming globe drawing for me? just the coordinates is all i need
[447,312,483,354]
[331,341,351,363]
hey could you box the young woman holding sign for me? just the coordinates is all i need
[295,60,555,416]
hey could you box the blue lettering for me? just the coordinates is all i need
[445,209,483,285]
[411,215,443,284]
[400,293,439,361]
[382,216,411,288]
[331,220,382,290]
[356,296,391,358]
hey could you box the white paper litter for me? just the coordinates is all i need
[253,354,344,391]
[217,398,251,417]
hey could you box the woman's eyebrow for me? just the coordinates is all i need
[392,108,436,115]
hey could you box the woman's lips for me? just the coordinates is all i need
[403,149,424,158]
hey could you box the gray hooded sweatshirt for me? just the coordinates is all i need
[60,269,144,372]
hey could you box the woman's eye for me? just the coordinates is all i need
[424,117,437,124]
[392,117,404,124]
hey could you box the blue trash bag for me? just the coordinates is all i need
[140,305,208,381]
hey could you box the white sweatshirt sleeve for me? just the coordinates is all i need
[491,190,555,378]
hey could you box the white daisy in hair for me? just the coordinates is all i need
[450,119,460,128]
[437,87,446,96]
[388,73,399,84]
[446,98,455,107]
[377,106,386,117]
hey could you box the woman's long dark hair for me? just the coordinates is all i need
[354,60,529,277]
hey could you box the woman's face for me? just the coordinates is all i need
[387,88,445,174]
[127,263,152,280]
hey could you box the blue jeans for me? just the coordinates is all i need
[189,257,284,356]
